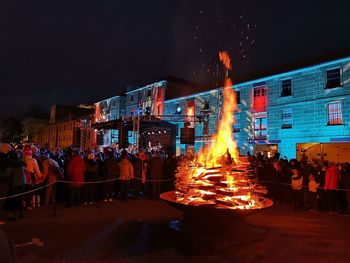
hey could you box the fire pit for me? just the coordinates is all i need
[160,158,272,254]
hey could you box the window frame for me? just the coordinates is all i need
[281,108,293,129]
[327,101,343,125]
[325,67,342,89]
[280,78,292,97]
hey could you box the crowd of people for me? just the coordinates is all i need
[251,152,350,214]
[0,142,350,225]
[0,143,177,224]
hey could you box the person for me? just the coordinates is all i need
[23,149,43,209]
[291,165,303,211]
[324,162,340,214]
[41,152,63,207]
[308,174,319,211]
[317,163,328,211]
[102,151,119,201]
[118,150,134,200]
[341,163,350,213]
[6,151,26,220]
[132,153,143,199]
[84,152,98,204]
[163,153,177,192]
[149,151,164,200]
[0,145,11,224]
[66,150,85,207]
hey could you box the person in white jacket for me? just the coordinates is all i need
[23,149,43,208]
[291,166,304,211]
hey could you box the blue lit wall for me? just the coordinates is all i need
[164,57,350,159]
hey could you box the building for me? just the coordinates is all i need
[38,105,95,149]
[22,118,49,144]
[165,56,350,162]
[97,57,350,162]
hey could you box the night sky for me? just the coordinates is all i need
[0,0,349,119]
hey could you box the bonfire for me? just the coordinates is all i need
[174,51,272,210]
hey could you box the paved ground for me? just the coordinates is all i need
[1,199,350,263]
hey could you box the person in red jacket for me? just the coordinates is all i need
[324,162,340,213]
[66,150,85,207]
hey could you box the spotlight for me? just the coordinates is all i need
[159,131,161,134]
[152,132,154,134]
[175,104,182,114]
[148,132,150,135]
[164,131,167,133]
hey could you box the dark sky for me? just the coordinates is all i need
[0,0,349,119]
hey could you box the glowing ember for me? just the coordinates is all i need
[172,51,273,210]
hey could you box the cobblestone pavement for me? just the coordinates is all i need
[2,200,350,263]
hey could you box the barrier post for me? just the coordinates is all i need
[47,182,59,218]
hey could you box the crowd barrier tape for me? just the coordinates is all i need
[258,180,350,192]
[0,178,349,200]
[0,182,56,200]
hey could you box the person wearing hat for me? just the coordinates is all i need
[23,149,43,209]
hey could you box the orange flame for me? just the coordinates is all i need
[197,51,238,167]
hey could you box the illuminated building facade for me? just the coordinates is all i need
[163,56,350,161]
[92,56,350,161]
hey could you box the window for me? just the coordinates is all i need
[147,89,152,97]
[233,115,240,132]
[327,102,342,125]
[253,87,267,97]
[130,95,134,102]
[111,99,116,107]
[281,79,292,97]
[235,91,240,104]
[281,108,293,129]
[326,68,341,89]
[254,113,267,140]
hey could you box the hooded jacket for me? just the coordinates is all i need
[325,166,339,190]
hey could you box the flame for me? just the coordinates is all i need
[197,51,239,167]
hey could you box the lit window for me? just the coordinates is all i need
[326,68,341,89]
[253,113,267,140]
[281,108,293,129]
[253,87,267,97]
[281,79,292,97]
[327,102,342,125]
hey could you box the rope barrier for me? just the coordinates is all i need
[257,180,350,192]
[0,182,56,200]
[0,176,349,200]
